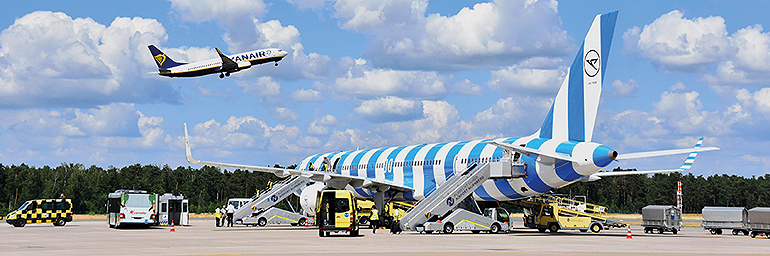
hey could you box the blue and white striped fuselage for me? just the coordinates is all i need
[297,135,614,202]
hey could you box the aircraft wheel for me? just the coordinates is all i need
[219,73,224,78]
[442,222,454,234]
[225,72,230,77]
[275,62,278,66]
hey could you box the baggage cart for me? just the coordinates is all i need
[748,207,770,239]
[641,205,682,234]
[701,206,748,235]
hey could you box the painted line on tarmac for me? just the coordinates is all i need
[159,250,770,256]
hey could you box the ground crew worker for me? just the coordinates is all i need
[226,204,235,227]
[309,162,315,171]
[370,208,380,234]
[267,179,273,190]
[220,205,227,227]
[215,206,222,227]
[323,162,329,172]
[391,208,402,234]
[255,186,260,199]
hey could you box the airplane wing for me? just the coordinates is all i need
[216,48,238,71]
[585,137,709,181]
[183,124,412,192]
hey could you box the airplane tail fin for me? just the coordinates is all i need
[537,11,618,142]
[148,45,185,69]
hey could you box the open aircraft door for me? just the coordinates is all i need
[181,199,189,226]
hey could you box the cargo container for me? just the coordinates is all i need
[641,205,682,234]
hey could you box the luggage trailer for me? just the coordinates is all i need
[701,206,749,236]
[641,205,683,234]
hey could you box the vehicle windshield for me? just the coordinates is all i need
[124,194,153,208]
[483,208,492,218]
[17,201,30,211]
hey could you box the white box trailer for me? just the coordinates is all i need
[701,206,748,235]
[415,208,510,234]
[748,207,770,239]
[641,205,683,234]
[158,193,189,226]
[241,207,308,227]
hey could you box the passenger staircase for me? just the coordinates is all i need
[233,175,311,223]
[399,163,491,231]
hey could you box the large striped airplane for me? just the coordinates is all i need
[184,11,718,213]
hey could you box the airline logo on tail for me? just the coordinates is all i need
[584,49,600,77]
[154,54,166,67]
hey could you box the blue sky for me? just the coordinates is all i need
[1,0,769,177]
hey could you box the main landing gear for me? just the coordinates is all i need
[219,72,230,79]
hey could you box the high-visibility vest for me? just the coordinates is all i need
[370,209,379,220]
[215,208,221,218]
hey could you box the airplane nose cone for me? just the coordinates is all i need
[592,145,615,168]
[279,50,288,57]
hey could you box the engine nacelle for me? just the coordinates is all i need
[299,182,325,215]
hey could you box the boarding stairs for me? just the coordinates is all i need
[233,175,311,222]
[399,163,491,231]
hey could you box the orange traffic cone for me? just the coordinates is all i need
[626,225,632,239]
[170,220,176,233]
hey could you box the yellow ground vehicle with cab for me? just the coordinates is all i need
[5,199,73,227]
[316,190,359,237]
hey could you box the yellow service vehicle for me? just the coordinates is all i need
[515,195,624,233]
[5,199,73,227]
[316,190,360,237]
[356,200,413,227]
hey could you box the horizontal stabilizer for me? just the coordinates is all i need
[589,137,711,180]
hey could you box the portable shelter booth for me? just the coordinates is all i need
[158,193,188,226]
[641,205,682,234]
[748,207,770,238]
[701,206,749,235]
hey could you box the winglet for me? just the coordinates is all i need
[184,123,201,165]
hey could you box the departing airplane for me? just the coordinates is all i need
[183,11,718,214]
[148,45,288,78]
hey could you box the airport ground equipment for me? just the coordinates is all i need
[241,207,308,227]
[158,193,189,226]
[5,198,73,227]
[231,175,311,224]
[356,200,413,226]
[641,205,682,234]
[316,190,359,237]
[515,195,622,233]
[701,206,748,235]
[748,207,770,238]
[415,207,511,234]
[107,190,158,228]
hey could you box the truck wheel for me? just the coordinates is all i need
[732,229,739,235]
[657,228,663,234]
[258,217,267,227]
[490,223,501,234]
[751,232,757,238]
[548,223,559,233]
[590,223,602,233]
[319,229,325,237]
[471,230,480,234]
[443,222,454,234]
[743,230,749,236]
[358,216,369,225]
[644,227,650,233]
[15,219,25,227]
[54,218,66,226]
[425,231,434,234]
[350,229,359,237]
[298,218,306,227]
[715,229,722,235]
[709,229,716,235]
[672,228,678,235]
[538,228,546,233]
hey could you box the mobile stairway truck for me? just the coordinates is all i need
[514,195,625,233]
[397,160,525,234]
[236,175,312,227]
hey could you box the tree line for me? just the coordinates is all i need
[1,163,768,215]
